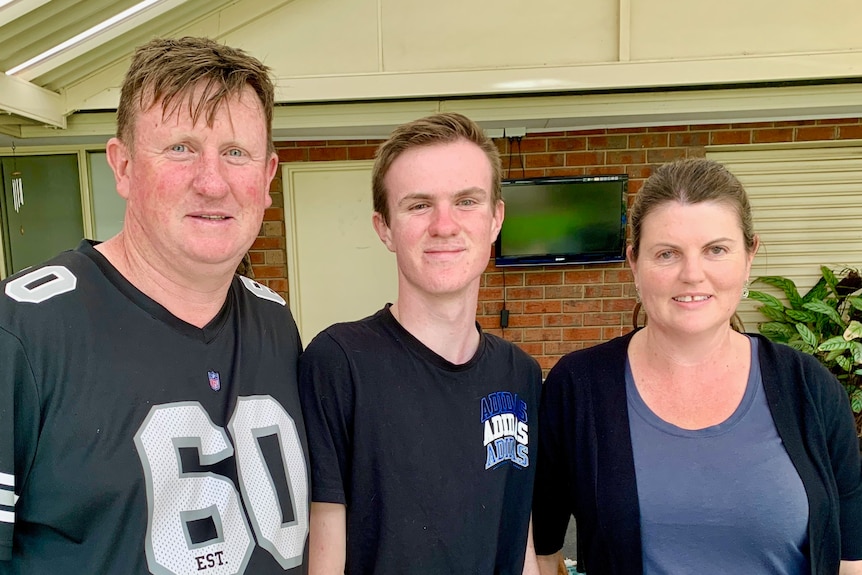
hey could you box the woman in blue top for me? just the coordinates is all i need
[533,158,862,575]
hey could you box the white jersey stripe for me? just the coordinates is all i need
[0,472,13,487]
[0,490,14,507]
[0,509,13,524]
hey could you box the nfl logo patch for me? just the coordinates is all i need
[207,371,221,392]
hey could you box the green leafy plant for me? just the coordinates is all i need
[749,266,862,435]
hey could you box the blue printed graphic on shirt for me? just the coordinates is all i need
[481,391,529,469]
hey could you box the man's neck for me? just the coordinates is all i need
[390,291,481,365]
[96,233,234,328]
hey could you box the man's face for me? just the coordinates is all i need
[107,84,277,274]
[373,139,503,301]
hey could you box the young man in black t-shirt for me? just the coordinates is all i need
[299,113,542,574]
[0,37,309,574]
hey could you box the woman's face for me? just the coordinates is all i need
[628,200,756,338]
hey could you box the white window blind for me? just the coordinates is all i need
[707,142,862,331]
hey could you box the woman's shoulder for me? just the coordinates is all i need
[554,331,633,368]
[545,331,634,390]
[750,333,847,409]
[749,332,833,375]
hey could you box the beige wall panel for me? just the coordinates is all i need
[221,0,380,76]
[283,161,398,345]
[63,0,380,113]
[55,0,862,114]
[632,0,862,60]
[380,0,617,71]
[29,0,862,122]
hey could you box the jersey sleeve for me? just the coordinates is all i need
[531,360,576,557]
[297,332,355,506]
[0,327,40,561]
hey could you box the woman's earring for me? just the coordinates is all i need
[635,285,641,303]
[742,280,751,299]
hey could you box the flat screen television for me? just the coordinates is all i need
[494,174,628,267]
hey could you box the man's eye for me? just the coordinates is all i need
[458,198,477,206]
[227,148,244,157]
[170,144,187,153]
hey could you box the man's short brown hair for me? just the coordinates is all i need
[116,36,276,153]
[371,112,502,225]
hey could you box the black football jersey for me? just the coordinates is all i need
[0,241,308,574]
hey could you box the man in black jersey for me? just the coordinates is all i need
[299,113,542,574]
[0,37,309,574]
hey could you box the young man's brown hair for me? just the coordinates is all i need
[371,112,502,225]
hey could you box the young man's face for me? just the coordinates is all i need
[107,84,278,274]
[373,139,503,301]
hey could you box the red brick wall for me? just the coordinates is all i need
[250,118,862,373]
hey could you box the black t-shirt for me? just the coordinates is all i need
[299,306,542,574]
[0,241,309,574]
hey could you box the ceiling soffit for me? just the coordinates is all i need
[5,83,862,148]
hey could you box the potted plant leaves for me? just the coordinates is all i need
[749,266,862,436]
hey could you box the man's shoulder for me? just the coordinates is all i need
[0,246,104,362]
[233,275,288,309]
[0,244,98,314]
[1,244,92,282]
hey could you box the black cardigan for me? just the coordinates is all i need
[532,331,862,574]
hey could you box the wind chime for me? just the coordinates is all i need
[11,142,23,213]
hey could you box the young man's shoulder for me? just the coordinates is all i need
[482,330,541,367]
[310,306,389,341]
